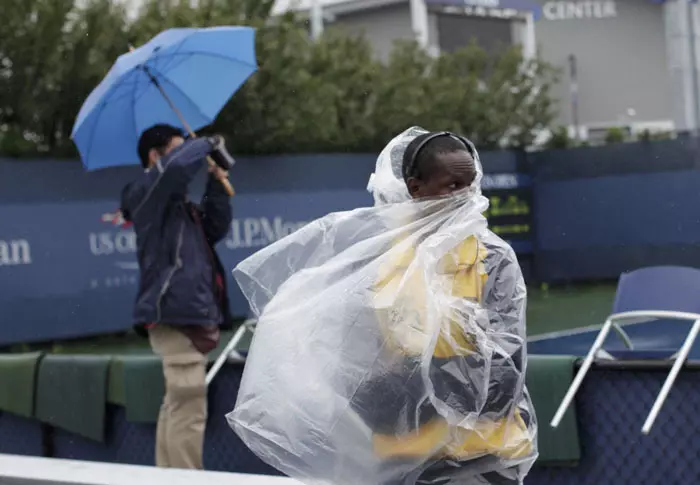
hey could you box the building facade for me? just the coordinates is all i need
[278,0,700,140]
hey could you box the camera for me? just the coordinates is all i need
[208,135,236,170]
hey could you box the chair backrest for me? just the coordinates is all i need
[613,266,700,315]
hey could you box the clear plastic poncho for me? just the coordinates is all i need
[227,127,537,485]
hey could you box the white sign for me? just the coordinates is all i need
[482,174,521,190]
[89,230,137,256]
[0,239,31,266]
[226,216,308,250]
[431,3,520,19]
[543,0,617,20]
[88,216,309,256]
[464,0,500,7]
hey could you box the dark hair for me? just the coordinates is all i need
[137,124,184,168]
[402,132,473,182]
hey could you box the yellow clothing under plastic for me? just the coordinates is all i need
[372,236,533,461]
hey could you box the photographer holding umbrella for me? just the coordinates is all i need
[71,26,257,469]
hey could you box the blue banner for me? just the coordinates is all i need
[533,169,700,281]
[0,154,531,346]
[0,190,371,345]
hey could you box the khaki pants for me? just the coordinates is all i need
[148,324,208,469]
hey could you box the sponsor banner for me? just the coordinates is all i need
[0,175,531,345]
[0,190,369,345]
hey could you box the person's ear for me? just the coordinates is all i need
[147,148,161,168]
[406,177,423,198]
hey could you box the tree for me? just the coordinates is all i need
[129,0,361,154]
[545,126,573,150]
[1,0,560,157]
[214,16,347,154]
[303,29,382,152]
[369,40,437,149]
[0,0,129,157]
[372,41,559,151]
[604,127,626,144]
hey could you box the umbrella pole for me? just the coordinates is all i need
[131,52,234,196]
[157,81,235,196]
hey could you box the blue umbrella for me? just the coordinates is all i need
[71,26,257,174]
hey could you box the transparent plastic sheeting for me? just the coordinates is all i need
[227,127,537,485]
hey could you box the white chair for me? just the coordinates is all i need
[550,266,700,435]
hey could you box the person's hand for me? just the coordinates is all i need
[208,163,229,182]
[207,134,225,150]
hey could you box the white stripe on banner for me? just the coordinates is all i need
[481,173,526,190]
[0,454,301,485]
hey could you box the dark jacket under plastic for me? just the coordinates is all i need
[120,138,233,330]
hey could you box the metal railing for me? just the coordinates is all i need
[0,453,299,485]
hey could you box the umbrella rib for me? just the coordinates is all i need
[76,36,257,167]
[148,32,191,78]
[146,59,216,126]
[130,69,141,152]
[152,50,258,71]
[81,45,188,128]
[80,96,110,170]
[79,69,141,168]
[132,47,257,108]
[138,50,257,125]
[77,103,102,169]
[138,30,203,104]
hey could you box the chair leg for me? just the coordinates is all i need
[205,321,252,386]
[550,318,614,428]
[641,318,700,434]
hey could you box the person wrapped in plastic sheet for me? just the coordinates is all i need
[228,127,537,485]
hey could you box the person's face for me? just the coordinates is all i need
[406,150,476,199]
[147,136,185,168]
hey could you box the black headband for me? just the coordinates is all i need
[403,131,473,181]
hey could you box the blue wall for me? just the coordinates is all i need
[4,140,700,345]
[0,150,529,345]
[531,139,700,281]
[0,156,371,345]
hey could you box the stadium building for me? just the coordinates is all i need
[274,0,700,142]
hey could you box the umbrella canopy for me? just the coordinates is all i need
[71,26,257,170]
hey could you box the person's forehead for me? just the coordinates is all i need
[434,151,475,175]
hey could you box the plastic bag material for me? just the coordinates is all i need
[227,127,538,485]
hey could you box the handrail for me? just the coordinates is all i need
[0,453,300,485]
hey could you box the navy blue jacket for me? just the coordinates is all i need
[121,138,233,330]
